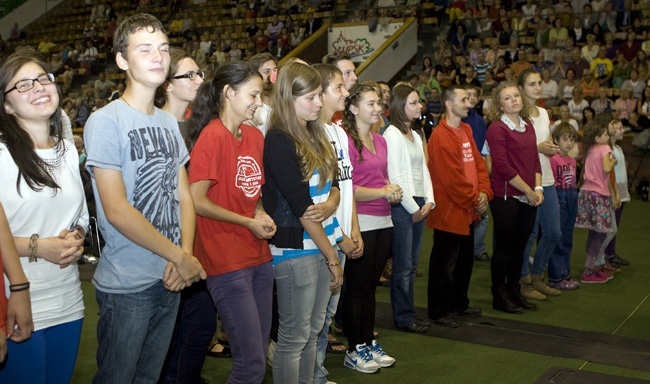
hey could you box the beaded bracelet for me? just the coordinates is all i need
[325,259,340,267]
[9,282,30,292]
[28,233,39,263]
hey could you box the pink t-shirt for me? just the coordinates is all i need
[581,144,612,196]
[550,153,577,189]
[348,133,391,217]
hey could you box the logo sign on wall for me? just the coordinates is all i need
[328,22,404,63]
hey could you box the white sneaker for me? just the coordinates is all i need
[369,340,395,367]
[344,344,380,373]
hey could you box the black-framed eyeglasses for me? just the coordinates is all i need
[171,70,205,81]
[4,73,56,95]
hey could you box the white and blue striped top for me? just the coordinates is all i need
[270,169,343,265]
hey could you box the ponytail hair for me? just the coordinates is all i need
[185,61,261,150]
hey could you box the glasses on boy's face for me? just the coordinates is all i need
[171,70,205,81]
[4,73,56,95]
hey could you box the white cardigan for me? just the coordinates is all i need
[383,125,435,214]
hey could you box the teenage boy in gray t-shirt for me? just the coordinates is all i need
[84,13,205,383]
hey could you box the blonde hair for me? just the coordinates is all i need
[485,80,531,123]
[269,62,338,188]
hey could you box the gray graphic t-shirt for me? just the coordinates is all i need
[85,100,189,293]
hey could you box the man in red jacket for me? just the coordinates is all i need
[426,85,493,328]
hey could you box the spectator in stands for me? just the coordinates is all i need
[267,14,284,47]
[622,69,645,99]
[108,81,125,101]
[511,49,532,79]
[581,34,599,64]
[541,69,559,106]
[569,18,586,46]
[273,39,290,59]
[252,29,269,55]
[79,40,99,67]
[637,85,650,126]
[451,24,470,57]
[568,87,589,121]
[579,70,600,100]
[496,21,517,49]
[550,52,567,83]
[246,19,260,38]
[612,53,631,89]
[434,40,453,64]
[10,23,21,41]
[551,104,580,131]
[485,39,502,67]
[437,57,457,89]
[614,86,638,120]
[474,51,492,84]
[504,38,520,65]
[590,46,613,86]
[476,9,493,39]
[290,27,305,48]
[634,50,650,81]
[535,19,551,49]
[568,47,590,80]
[580,4,598,29]
[602,33,618,60]
[304,12,322,36]
[190,41,207,71]
[558,68,578,104]
[591,86,614,114]
[481,69,497,95]
[95,72,115,99]
[550,19,569,48]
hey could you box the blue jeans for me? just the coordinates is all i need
[94,281,180,384]
[207,262,274,384]
[548,188,578,282]
[473,212,489,256]
[0,319,83,384]
[390,197,426,328]
[521,186,562,277]
[160,280,216,384]
[314,251,345,384]
[273,254,331,384]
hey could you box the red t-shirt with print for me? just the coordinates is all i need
[188,119,272,275]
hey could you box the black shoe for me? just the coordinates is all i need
[397,322,429,333]
[492,286,524,314]
[474,252,491,262]
[433,316,460,328]
[415,318,431,326]
[506,285,537,310]
[609,254,629,267]
[451,307,482,316]
[207,343,232,358]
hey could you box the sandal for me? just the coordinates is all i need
[207,342,232,358]
[327,340,347,354]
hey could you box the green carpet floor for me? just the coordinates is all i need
[72,199,650,383]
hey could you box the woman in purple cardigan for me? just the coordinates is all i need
[485,81,543,314]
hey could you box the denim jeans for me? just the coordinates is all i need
[207,262,274,384]
[273,254,331,384]
[427,227,474,320]
[314,250,345,384]
[548,188,578,282]
[94,281,180,384]
[0,319,83,384]
[521,186,561,277]
[160,280,216,384]
[473,212,489,256]
[390,197,426,328]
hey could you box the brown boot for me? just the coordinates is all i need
[531,274,561,296]
[520,274,547,301]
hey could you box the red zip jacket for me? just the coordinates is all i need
[426,117,493,235]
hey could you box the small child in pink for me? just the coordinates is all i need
[575,123,620,283]
[548,123,581,290]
